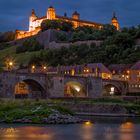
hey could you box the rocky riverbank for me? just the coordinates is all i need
[0,99,140,124]
[0,100,83,124]
[13,113,82,124]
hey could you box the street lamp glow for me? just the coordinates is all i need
[43,66,47,70]
[32,65,35,69]
[9,62,13,66]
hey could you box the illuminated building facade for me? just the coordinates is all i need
[15,6,119,39]
[59,63,112,80]
[109,61,140,93]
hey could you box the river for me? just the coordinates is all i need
[0,116,140,140]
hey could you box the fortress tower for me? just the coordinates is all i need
[29,9,38,31]
[72,11,80,20]
[111,12,119,30]
[47,6,56,20]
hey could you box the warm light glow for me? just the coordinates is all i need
[127,70,130,74]
[74,86,80,92]
[110,87,115,95]
[9,62,13,66]
[126,75,129,79]
[32,65,35,69]
[120,122,134,131]
[43,66,47,70]
[84,121,92,125]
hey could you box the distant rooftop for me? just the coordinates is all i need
[131,60,140,70]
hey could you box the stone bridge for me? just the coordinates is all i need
[0,72,129,99]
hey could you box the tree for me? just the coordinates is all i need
[60,21,73,32]
[41,19,74,32]
[0,31,15,43]
[16,38,44,54]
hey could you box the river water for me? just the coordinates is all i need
[0,116,140,140]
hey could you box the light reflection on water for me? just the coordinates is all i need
[0,117,140,140]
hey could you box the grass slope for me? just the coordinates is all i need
[0,46,40,65]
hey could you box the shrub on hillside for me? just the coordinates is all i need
[41,19,74,32]
[0,31,15,43]
[16,38,44,54]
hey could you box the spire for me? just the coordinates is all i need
[111,12,119,30]
[64,12,67,17]
[31,9,36,16]
[112,12,117,20]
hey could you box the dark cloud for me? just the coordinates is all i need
[0,0,140,32]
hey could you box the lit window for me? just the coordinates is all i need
[110,87,115,95]
[127,70,130,74]
[113,70,115,74]
[126,75,129,79]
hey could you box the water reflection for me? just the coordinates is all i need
[0,126,54,140]
[119,122,135,140]
[81,121,94,140]
[0,118,139,140]
[120,122,135,131]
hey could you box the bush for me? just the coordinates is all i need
[16,38,44,54]
[57,32,68,42]
[41,19,74,32]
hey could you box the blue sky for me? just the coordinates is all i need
[0,0,140,32]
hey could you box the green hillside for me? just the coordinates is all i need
[0,46,40,66]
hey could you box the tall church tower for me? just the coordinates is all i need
[29,9,37,31]
[47,6,56,20]
[111,12,119,30]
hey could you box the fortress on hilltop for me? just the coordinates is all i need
[15,6,119,40]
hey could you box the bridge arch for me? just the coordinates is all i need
[14,79,46,99]
[64,81,86,97]
[102,83,121,96]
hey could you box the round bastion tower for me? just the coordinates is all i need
[29,9,38,31]
[111,12,119,30]
[47,6,56,20]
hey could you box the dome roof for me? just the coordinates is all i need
[49,5,54,8]
[73,11,80,15]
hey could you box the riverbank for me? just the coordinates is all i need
[0,99,82,124]
[0,98,140,124]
